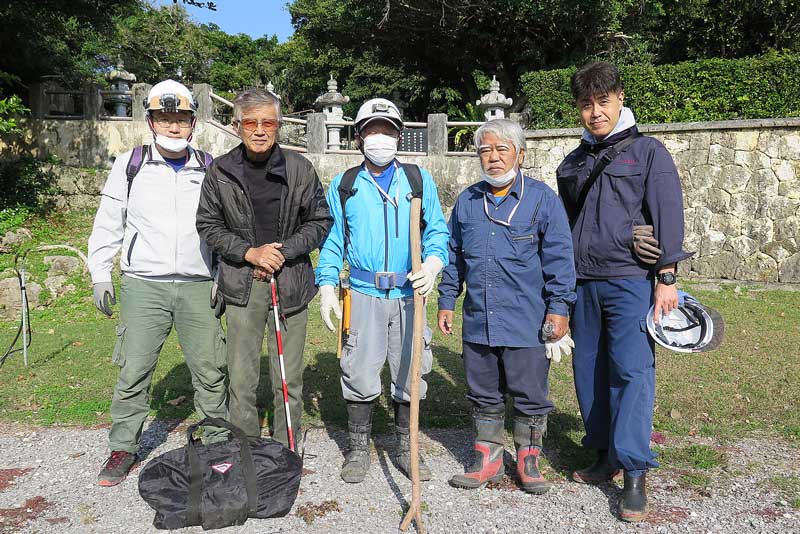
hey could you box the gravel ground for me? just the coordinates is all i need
[1,420,798,533]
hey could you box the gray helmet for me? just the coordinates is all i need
[646,291,724,353]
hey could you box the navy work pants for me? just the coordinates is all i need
[463,341,553,416]
[571,279,658,476]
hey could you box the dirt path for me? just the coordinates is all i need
[1,421,798,533]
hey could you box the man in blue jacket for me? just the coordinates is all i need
[438,119,576,494]
[556,62,693,522]
[316,98,450,484]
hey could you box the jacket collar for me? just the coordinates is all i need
[217,143,288,186]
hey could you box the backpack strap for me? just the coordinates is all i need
[125,145,149,199]
[400,163,426,231]
[573,134,640,228]
[337,166,361,261]
[194,148,213,170]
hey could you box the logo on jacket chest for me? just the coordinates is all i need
[211,461,233,474]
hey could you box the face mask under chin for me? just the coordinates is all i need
[481,166,517,188]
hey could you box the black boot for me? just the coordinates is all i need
[449,406,506,489]
[572,449,621,484]
[341,401,373,483]
[513,414,552,494]
[618,471,648,522]
[393,401,432,481]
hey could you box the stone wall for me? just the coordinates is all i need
[4,117,799,283]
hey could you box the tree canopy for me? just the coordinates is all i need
[1,0,797,118]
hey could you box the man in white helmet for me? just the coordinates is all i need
[315,98,450,484]
[88,79,227,487]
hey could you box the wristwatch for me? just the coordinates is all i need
[657,271,677,285]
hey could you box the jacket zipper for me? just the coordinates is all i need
[127,232,138,264]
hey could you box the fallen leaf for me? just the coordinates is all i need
[71,341,83,347]
[69,452,86,459]
[650,431,666,445]
[166,395,187,406]
[47,329,54,334]
[670,408,682,420]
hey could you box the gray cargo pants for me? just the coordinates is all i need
[109,276,227,454]
[340,289,433,403]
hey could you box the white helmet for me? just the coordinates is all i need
[143,79,196,114]
[354,98,403,133]
[646,292,724,353]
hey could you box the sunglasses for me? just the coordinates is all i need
[237,118,280,132]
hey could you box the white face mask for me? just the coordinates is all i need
[154,134,190,154]
[362,134,398,166]
[482,166,517,188]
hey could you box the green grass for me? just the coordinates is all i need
[765,475,800,509]
[1,210,799,477]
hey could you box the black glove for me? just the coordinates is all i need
[632,225,663,265]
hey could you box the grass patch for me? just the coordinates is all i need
[659,444,727,470]
[1,209,800,464]
[680,472,711,488]
[765,475,800,509]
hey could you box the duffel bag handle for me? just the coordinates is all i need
[185,417,259,526]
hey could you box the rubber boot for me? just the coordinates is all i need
[618,471,648,522]
[449,406,506,489]
[341,401,373,483]
[513,414,552,494]
[393,401,432,481]
[571,449,621,484]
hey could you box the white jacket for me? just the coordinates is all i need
[88,145,214,283]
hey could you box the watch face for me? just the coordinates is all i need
[660,272,677,285]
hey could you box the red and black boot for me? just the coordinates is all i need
[513,414,552,494]
[449,406,505,489]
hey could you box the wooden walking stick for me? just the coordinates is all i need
[400,196,425,534]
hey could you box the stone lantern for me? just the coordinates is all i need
[476,75,513,121]
[266,80,281,100]
[104,60,136,117]
[314,75,350,150]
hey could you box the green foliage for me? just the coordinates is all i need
[659,444,727,470]
[0,94,28,137]
[0,206,30,235]
[521,53,800,128]
[0,158,60,217]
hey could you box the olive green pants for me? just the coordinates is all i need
[225,279,307,447]
[108,276,227,453]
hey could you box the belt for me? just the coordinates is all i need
[349,267,410,290]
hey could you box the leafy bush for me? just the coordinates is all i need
[0,93,28,137]
[521,52,800,128]
[0,158,60,234]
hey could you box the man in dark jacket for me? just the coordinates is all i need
[556,62,693,522]
[196,88,332,450]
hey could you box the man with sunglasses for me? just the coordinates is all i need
[88,79,227,486]
[437,118,576,494]
[196,88,332,452]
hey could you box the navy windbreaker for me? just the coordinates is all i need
[556,126,693,279]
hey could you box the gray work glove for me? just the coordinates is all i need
[93,282,116,317]
[632,225,663,265]
[211,281,225,319]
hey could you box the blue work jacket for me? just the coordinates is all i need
[315,161,450,298]
[556,126,693,279]
[438,173,577,348]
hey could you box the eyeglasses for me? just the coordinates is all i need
[237,119,280,132]
[153,116,193,128]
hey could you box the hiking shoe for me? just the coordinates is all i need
[98,451,137,487]
[572,449,621,484]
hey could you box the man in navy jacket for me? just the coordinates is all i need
[556,62,693,522]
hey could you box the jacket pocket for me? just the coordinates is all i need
[602,163,644,208]
[126,232,139,265]
[421,325,433,375]
[112,324,127,367]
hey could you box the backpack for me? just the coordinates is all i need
[125,145,213,198]
[337,163,424,257]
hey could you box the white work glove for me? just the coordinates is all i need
[93,281,116,317]
[406,256,444,297]
[319,284,341,332]
[545,333,574,363]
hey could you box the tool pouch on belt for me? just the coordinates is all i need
[138,417,302,530]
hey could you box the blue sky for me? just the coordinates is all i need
[153,0,295,41]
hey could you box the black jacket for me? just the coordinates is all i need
[196,144,332,313]
[556,126,693,280]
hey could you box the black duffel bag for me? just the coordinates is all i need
[138,417,302,530]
